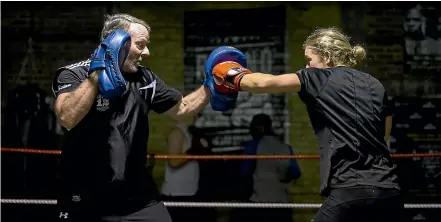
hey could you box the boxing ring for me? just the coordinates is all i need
[2,147,441,211]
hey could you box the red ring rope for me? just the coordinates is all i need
[1,147,440,159]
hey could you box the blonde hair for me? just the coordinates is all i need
[303,27,366,67]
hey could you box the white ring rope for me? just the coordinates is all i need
[1,199,441,209]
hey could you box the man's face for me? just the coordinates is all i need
[304,47,329,68]
[404,8,422,33]
[122,23,150,73]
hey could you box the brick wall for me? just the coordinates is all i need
[1,2,108,101]
[363,2,405,96]
[363,2,441,98]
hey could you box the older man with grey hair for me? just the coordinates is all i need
[52,13,210,222]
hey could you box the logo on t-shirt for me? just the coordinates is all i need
[59,212,68,219]
[58,84,71,91]
[96,95,110,111]
[139,80,156,103]
[71,194,81,202]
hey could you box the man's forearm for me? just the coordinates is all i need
[56,72,100,129]
[176,86,210,119]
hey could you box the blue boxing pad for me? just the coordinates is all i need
[204,46,247,111]
[89,29,131,99]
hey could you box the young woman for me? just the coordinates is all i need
[213,27,404,222]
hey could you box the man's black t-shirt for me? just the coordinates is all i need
[52,60,182,211]
[296,67,399,196]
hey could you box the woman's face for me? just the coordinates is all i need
[304,47,329,68]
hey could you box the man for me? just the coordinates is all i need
[52,13,211,222]
[236,114,301,222]
[209,27,405,222]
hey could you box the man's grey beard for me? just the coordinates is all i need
[122,62,139,73]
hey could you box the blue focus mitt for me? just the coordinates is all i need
[204,46,247,112]
[89,29,131,99]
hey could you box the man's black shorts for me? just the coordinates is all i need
[57,201,172,222]
[313,186,406,222]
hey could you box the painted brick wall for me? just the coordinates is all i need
[363,2,441,98]
[1,2,108,101]
[364,2,405,95]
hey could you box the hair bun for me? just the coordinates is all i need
[352,45,367,62]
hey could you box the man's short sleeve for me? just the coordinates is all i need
[295,68,330,101]
[52,68,86,98]
[150,73,183,114]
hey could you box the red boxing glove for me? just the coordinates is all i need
[212,61,252,93]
